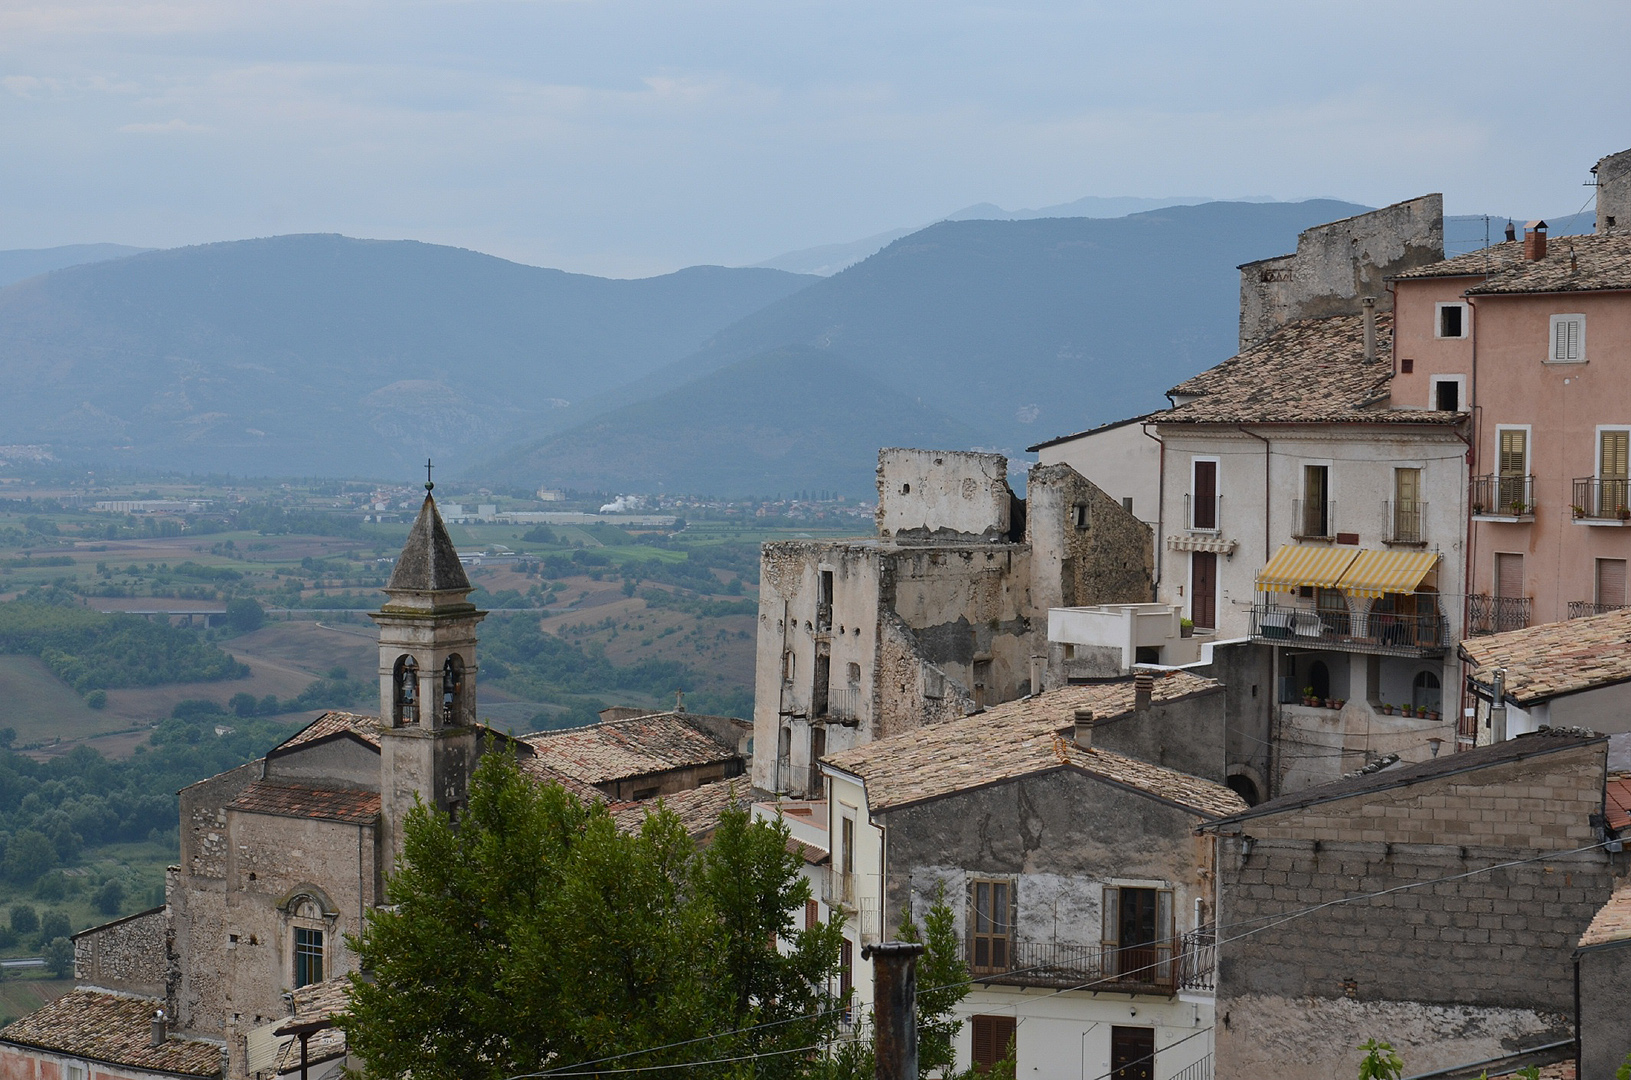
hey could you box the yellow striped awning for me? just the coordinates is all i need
[1334,549,1441,600]
[1255,544,1359,593]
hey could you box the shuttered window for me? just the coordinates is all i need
[805,899,820,930]
[1602,430,1630,517]
[1552,315,1584,361]
[1497,430,1528,509]
[1192,460,1217,530]
[1598,559,1627,609]
[971,1015,1017,1073]
[970,879,1012,972]
[1496,553,1524,600]
[1102,886,1175,983]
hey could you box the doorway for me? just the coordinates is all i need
[1110,1026,1155,1080]
[1191,552,1217,630]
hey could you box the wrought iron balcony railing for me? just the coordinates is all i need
[1384,499,1427,544]
[1251,600,1448,657]
[962,927,1214,996]
[1573,477,1631,522]
[1291,498,1335,540]
[1467,594,1530,635]
[1569,601,1630,619]
[1470,474,1536,519]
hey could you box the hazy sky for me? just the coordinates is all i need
[2,0,1628,277]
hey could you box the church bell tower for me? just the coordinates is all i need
[370,480,484,863]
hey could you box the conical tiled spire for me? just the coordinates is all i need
[385,493,471,597]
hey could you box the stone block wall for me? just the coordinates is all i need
[73,907,168,998]
[1025,463,1153,613]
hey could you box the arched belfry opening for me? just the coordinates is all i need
[392,655,419,726]
[442,654,470,726]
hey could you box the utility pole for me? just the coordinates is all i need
[864,941,924,1080]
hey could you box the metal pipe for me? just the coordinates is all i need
[1142,421,1165,591]
[864,941,924,1080]
[1397,1038,1573,1080]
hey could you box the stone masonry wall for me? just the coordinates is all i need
[1025,463,1153,613]
[1214,741,1617,1080]
[74,906,168,998]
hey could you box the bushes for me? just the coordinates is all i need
[0,595,250,692]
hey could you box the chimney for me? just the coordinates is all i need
[151,1009,167,1048]
[1073,707,1094,749]
[1134,671,1154,712]
[1489,668,1508,742]
[1524,221,1548,261]
[1504,220,1517,243]
[1362,296,1377,363]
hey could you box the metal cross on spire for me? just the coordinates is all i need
[425,458,434,492]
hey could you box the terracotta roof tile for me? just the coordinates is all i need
[0,989,222,1077]
[1459,608,1631,705]
[823,673,1244,818]
[610,780,754,837]
[1580,882,1631,949]
[1466,233,1631,295]
[276,711,382,752]
[1391,240,1528,280]
[227,781,380,824]
[1151,313,1461,427]
[272,979,350,1071]
[1606,776,1631,832]
[522,712,741,786]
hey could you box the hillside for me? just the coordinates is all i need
[495,199,1372,493]
[0,244,150,288]
[0,235,813,477]
[485,345,981,496]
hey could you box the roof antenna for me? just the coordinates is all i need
[425,458,434,493]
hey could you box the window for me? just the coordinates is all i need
[1549,314,1586,362]
[1102,886,1174,983]
[970,879,1012,972]
[838,937,853,999]
[805,899,820,930]
[63,1064,87,1080]
[1601,429,1629,516]
[838,816,854,902]
[971,1016,1017,1074]
[1498,429,1528,509]
[1400,358,1414,374]
[1598,559,1627,609]
[1073,503,1089,529]
[1434,380,1460,412]
[294,927,324,988]
[1191,459,1218,530]
[1300,465,1330,537]
[1496,552,1524,600]
[1393,468,1423,542]
[810,725,825,761]
[1412,671,1441,712]
[1190,552,1216,631]
[1436,302,1467,339]
[391,655,418,726]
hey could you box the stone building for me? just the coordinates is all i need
[1204,730,1621,1080]
[820,672,1243,1077]
[752,447,1153,795]
[0,490,752,1080]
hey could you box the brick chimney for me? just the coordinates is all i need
[1362,297,1377,363]
[1134,671,1154,712]
[1073,707,1094,749]
[1524,220,1548,261]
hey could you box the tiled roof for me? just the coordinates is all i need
[227,780,380,824]
[517,757,610,804]
[0,989,222,1077]
[1151,313,1461,427]
[522,712,741,786]
[610,780,754,837]
[1459,608,1631,705]
[1605,776,1631,832]
[1026,413,1152,453]
[1579,882,1631,949]
[273,978,350,1071]
[1390,240,1528,280]
[275,711,382,752]
[1206,730,1603,826]
[1466,233,1631,295]
[823,673,1244,818]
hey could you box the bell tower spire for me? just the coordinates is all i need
[370,484,484,862]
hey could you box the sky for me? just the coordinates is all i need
[2,0,1629,278]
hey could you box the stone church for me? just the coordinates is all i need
[0,490,747,1080]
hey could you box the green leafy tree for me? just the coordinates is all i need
[8,904,36,936]
[343,749,845,1080]
[94,879,125,914]
[1358,1039,1404,1080]
[43,936,72,977]
[225,598,265,633]
[899,882,972,1079]
[39,909,70,944]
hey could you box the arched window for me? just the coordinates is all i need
[392,655,418,726]
[1413,670,1442,712]
[442,654,466,726]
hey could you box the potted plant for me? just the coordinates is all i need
[1429,708,1442,721]
[1381,702,1394,715]
[1335,698,1346,710]
[1510,499,1526,517]
[1180,617,1194,638]
[1619,505,1630,522]
[1302,686,1316,706]
[1573,504,1587,519]
[1472,501,1486,516]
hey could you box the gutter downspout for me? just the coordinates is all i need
[1237,424,1274,796]
[1145,416,1167,592]
[1465,293,1482,748]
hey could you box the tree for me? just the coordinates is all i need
[43,936,72,978]
[225,597,265,633]
[39,909,70,943]
[5,830,55,883]
[94,879,125,915]
[899,883,972,1078]
[8,904,36,936]
[343,748,845,1080]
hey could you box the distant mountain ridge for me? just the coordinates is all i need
[0,244,152,288]
[0,234,813,477]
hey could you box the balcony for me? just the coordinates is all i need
[1384,500,1427,545]
[1184,493,1221,532]
[1471,474,1536,521]
[822,686,861,726]
[1467,594,1530,635]
[1290,498,1336,541]
[1573,477,1631,524]
[1569,601,1629,619]
[1250,600,1448,658]
[773,759,817,797]
[963,927,1215,996]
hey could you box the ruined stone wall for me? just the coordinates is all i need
[1190,639,1274,804]
[1214,741,1616,1080]
[1597,147,1631,235]
[174,763,257,1034]
[73,906,168,998]
[1025,463,1153,614]
[874,612,976,741]
[881,769,1215,947]
[875,449,1015,541]
[1239,195,1444,349]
